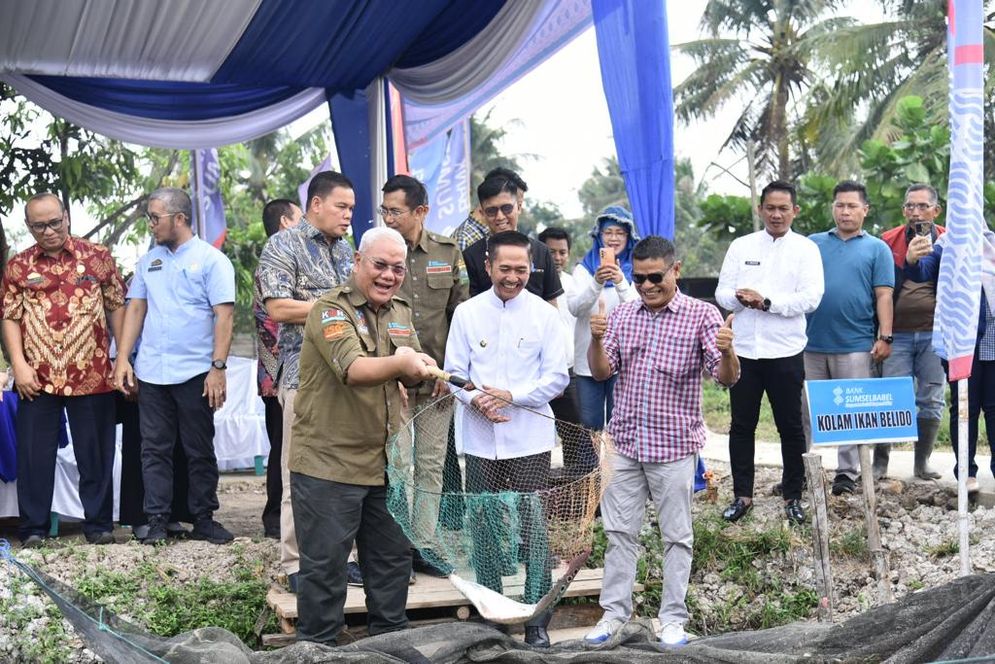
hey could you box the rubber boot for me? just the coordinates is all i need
[872,443,890,480]
[524,609,552,648]
[914,417,942,480]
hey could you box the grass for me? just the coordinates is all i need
[830,526,869,560]
[701,380,986,450]
[925,540,959,559]
[587,509,819,635]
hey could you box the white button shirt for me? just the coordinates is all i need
[557,269,577,369]
[445,288,569,460]
[715,229,824,359]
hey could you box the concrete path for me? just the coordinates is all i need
[700,429,995,505]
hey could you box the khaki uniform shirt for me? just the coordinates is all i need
[399,228,468,394]
[290,278,420,485]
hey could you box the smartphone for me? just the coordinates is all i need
[599,246,615,267]
[914,221,932,237]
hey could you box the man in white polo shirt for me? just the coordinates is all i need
[444,230,569,648]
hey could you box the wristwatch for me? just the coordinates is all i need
[761,298,771,312]
[878,335,894,344]
[211,359,228,370]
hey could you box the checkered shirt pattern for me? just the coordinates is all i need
[603,290,725,462]
[980,295,995,361]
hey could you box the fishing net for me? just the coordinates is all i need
[385,390,614,624]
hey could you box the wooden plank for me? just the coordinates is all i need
[858,445,894,604]
[266,567,637,621]
[803,452,834,622]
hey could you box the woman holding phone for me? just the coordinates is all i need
[568,206,640,470]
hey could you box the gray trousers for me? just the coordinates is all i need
[290,472,411,645]
[599,452,695,626]
[802,351,885,480]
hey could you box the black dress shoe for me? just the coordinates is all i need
[831,474,856,496]
[784,499,805,525]
[525,626,551,647]
[721,498,752,523]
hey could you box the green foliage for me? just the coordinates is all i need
[698,194,755,240]
[0,574,74,664]
[75,552,275,643]
[926,539,959,559]
[831,526,869,559]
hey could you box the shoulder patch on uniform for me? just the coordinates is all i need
[323,321,348,340]
[321,308,347,323]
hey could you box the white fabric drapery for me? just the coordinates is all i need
[0,0,262,81]
[0,74,327,148]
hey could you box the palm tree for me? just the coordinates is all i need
[674,0,848,180]
[807,0,995,176]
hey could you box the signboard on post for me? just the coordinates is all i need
[805,378,917,446]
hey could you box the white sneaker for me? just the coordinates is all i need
[658,621,688,646]
[584,617,624,644]
[967,477,980,493]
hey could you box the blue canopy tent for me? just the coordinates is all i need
[0,0,675,240]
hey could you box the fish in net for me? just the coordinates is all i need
[385,375,614,625]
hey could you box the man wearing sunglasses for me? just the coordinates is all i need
[3,192,126,548]
[461,174,563,304]
[586,236,739,648]
[715,180,824,526]
[255,171,355,591]
[451,167,527,251]
[875,184,946,482]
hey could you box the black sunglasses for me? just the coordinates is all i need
[632,263,675,285]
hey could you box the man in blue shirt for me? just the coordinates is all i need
[805,181,894,495]
[114,187,236,545]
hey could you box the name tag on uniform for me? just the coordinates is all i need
[148,258,163,272]
[387,322,412,338]
[745,260,761,266]
[426,261,452,275]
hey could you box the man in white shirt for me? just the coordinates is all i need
[539,226,584,470]
[444,230,569,648]
[715,181,824,525]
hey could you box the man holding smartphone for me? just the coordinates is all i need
[876,184,946,481]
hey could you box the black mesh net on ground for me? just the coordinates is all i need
[7,545,995,663]
[384,392,613,624]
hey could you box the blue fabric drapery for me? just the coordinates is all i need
[592,0,675,240]
[329,90,376,244]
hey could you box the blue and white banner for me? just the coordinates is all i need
[938,0,985,381]
[191,148,226,248]
[408,119,470,236]
[805,378,918,446]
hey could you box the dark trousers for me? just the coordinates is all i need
[261,395,283,533]
[117,393,191,526]
[17,391,116,539]
[138,374,219,518]
[550,374,590,473]
[291,472,411,645]
[729,354,806,501]
[946,353,995,478]
[465,452,551,617]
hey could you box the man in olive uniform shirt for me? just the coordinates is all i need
[379,174,467,575]
[290,226,437,646]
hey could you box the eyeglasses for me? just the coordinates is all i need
[632,263,676,285]
[903,202,934,212]
[364,256,406,276]
[146,212,178,226]
[601,228,628,239]
[377,206,410,219]
[26,217,64,233]
[483,203,516,219]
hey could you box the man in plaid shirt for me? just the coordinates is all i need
[584,236,739,647]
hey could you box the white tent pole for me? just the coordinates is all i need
[958,377,971,576]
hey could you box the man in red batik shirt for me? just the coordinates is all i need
[1,192,126,548]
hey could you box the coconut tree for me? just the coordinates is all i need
[673,0,849,180]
